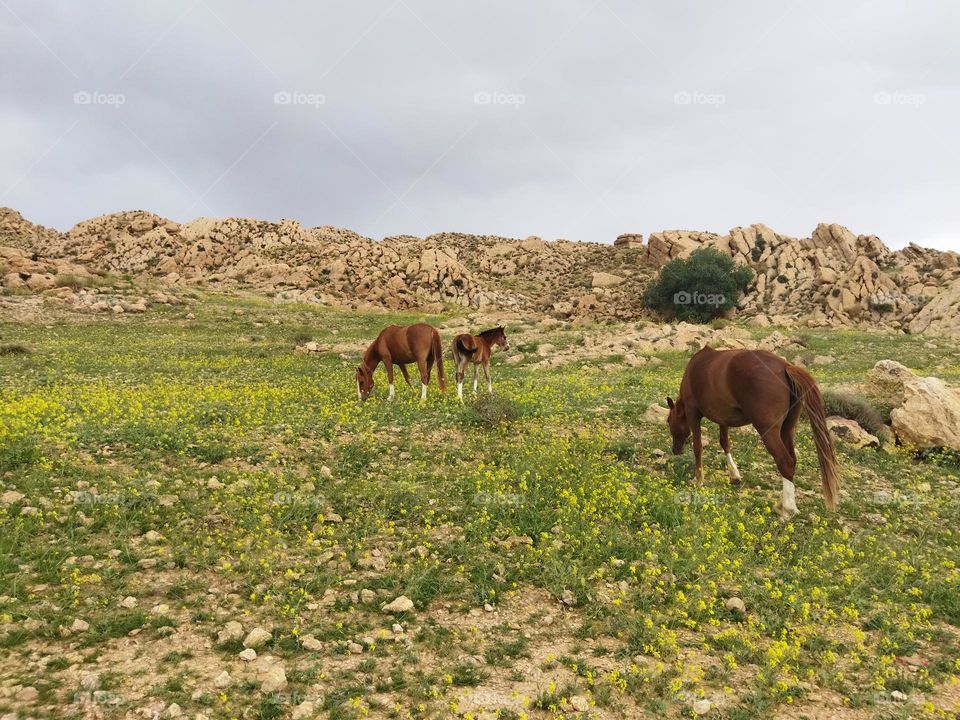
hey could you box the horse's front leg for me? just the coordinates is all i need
[472,364,479,394]
[482,361,492,394]
[384,359,396,401]
[719,426,741,484]
[691,419,704,485]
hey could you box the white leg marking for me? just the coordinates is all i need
[777,478,799,519]
[457,382,463,401]
[357,380,361,401]
[725,453,741,481]
[420,383,427,401]
[487,381,493,394]
[388,383,396,401]
[693,466,704,485]
[473,373,478,393]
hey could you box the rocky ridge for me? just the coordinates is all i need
[2,207,959,333]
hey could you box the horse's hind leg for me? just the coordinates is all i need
[719,426,741,484]
[398,364,413,389]
[758,425,798,519]
[416,356,429,401]
[454,353,466,401]
[472,364,479,394]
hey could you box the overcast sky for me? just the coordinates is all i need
[2,1,958,250]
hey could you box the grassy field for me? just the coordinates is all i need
[1,295,959,720]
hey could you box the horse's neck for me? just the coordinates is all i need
[362,343,381,370]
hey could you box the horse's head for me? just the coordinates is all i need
[356,365,374,401]
[493,326,509,351]
[666,397,690,454]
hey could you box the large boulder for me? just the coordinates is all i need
[867,360,960,450]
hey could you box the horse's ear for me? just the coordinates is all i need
[666,397,674,409]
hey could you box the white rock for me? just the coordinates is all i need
[239,648,257,661]
[243,627,272,649]
[382,595,415,614]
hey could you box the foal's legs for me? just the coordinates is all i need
[691,418,704,485]
[455,354,467,402]
[482,360,492,393]
[719,426,741,484]
[472,364,479,394]
[757,424,798,519]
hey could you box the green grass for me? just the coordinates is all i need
[0,295,958,718]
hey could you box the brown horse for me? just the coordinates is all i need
[666,346,839,519]
[356,323,446,402]
[451,326,510,401]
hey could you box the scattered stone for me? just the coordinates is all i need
[214,671,231,689]
[243,627,272,649]
[70,618,90,633]
[570,695,590,712]
[382,595,415,614]
[692,699,712,715]
[239,648,257,661]
[217,620,243,644]
[725,597,746,615]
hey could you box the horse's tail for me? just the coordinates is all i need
[432,330,447,392]
[455,336,478,357]
[785,363,839,512]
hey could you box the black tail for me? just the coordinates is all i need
[456,337,478,356]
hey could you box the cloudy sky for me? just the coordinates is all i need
[2,1,958,250]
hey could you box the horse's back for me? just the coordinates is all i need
[685,348,791,424]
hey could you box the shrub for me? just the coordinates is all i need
[0,343,30,355]
[463,394,520,427]
[822,390,887,437]
[643,248,753,323]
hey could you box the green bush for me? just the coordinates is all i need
[822,390,887,437]
[643,248,753,323]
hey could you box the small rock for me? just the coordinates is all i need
[890,690,908,702]
[214,671,231,689]
[692,699,712,715]
[239,648,257,661]
[166,702,183,718]
[348,641,363,654]
[725,597,746,615]
[259,664,287,693]
[217,620,243,644]
[570,695,590,712]
[243,627,272,649]
[70,618,90,633]
[301,635,323,652]
[561,590,577,607]
[382,595,415,614]
[120,596,138,609]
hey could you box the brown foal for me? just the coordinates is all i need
[667,346,839,519]
[451,326,510,401]
[356,323,446,402]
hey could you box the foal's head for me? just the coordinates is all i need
[666,397,690,454]
[481,326,510,351]
[356,365,374,401]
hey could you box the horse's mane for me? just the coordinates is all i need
[478,326,504,338]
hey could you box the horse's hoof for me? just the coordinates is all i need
[774,501,798,521]
[729,476,742,486]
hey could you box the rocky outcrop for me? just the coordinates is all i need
[867,360,960,451]
[4,207,959,332]
[0,245,96,292]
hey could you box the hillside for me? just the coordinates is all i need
[2,207,959,334]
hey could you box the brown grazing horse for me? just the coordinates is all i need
[666,346,839,519]
[451,326,510,400]
[356,323,446,402]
